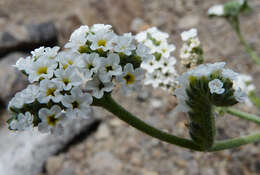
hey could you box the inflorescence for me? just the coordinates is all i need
[7,23,250,137]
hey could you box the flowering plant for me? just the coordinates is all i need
[6,21,260,151]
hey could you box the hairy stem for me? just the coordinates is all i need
[92,94,203,151]
[226,107,260,125]
[210,132,260,151]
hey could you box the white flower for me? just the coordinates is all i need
[9,85,40,109]
[8,93,24,109]
[158,56,177,74]
[144,70,162,88]
[38,79,63,104]
[208,4,224,16]
[78,53,101,79]
[14,56,33,73]
[65,25,89,51]
[85,76,114,99]
[221,68,239,80]
[90,24,112,33]
[38,105,65,134]
[234,74,255,94]
[147,27,169,42]
[28,57,57,83]
[54,67,82,91]
[117,63,144,94]
[87,30,116,51]
[156,42,176,57]
[61,87,93,119]
[234,88,247,103]
[113,33,136,55]
[135,31,147,43]
[98,53,122,82]
[181,28,198,41]
[57,50,81,70]
[10,112,33,131]
[141,57,161,73]
[20,85,40,104]
[136,44,153,62]
[208,79,225,94]
[31,46,60,60]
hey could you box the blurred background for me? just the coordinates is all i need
[0,0,260,175]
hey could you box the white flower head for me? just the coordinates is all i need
[38,79,63,104]
[135,31,147,43]
[14,56,33,73]
[181,28,198,41]
[38,105,65,134]
[90,24,112,33]
[85,76,114,99]
[144,70,162,88]
[234,88,247,103]
[113,33,136,55]
[136,43,153,62]
[54,67,82,91]
[9,85,39,110]
[57,50,81,70]
[65,25,89,51]
[147,27,169,42]
[10,112,34,131]
[98,53,122,82]
[117,63,144,94]
[78,53,101,79]
[157,42,176,58]
[209,79,225,94]
[28,57,58,83]
[31,46,60,60]
[208,4,224,16]
[62,87,93,119]
[87,29,116,51]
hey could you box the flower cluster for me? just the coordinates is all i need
[207,0,251,17]
[8,24,152,134]
[135,27,178,92]
[180,28,203,69]
[174,62,246,113]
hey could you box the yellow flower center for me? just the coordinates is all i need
[162,48,166,53]
[63,78,70,85]
[46,88,56,96]
[37,67,48,75]
[63,64,68,69]
[97,39,107,47]
[68,60,74,65]
[123,73,135,85]
[47,114,59,126]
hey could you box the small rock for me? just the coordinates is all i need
[0,52,28,107]
[95,124,110,139]
[0,22,58,57]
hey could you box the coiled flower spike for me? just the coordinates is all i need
[175,62,245,150]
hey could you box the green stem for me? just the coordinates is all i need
[226,107,260,124]
[210,132,260,151]
[92,94,203,151]
[229,17,260,65]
